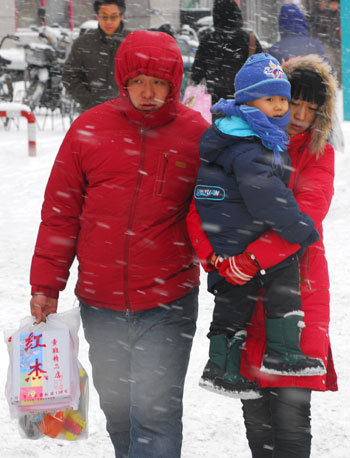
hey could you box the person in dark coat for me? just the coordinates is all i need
[326,0,342,85]
[309,0,329,46]
[62,0,129,111]
[268,3,329,64]
[193,53,323,400]
[191,0,263,105]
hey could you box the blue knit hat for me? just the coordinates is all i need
[234,53,291,104]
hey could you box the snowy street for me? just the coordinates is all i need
[0,111,349,457]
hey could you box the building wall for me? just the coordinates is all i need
[0,0,329,51]
[0,0,182,42]
[240,0,313,48]
[0,0,16,38]
[72,0,94,28]
[125,0,180,30]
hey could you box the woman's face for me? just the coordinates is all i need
[286,99,318,136]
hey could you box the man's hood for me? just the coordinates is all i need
[279,4,308,37]
[115,30,183,102]
[114,30,184,128]
[213,0,243,31]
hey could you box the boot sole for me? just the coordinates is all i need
[199,378,263,400]
[260,360,326,376]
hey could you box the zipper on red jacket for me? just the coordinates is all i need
[157,153,168,196]
[300,248,312,290]
[305,248,312,290]
[123,127,148,312]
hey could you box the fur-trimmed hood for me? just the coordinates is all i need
[283,54,337,155]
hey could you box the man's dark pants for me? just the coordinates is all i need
[80,287,198,458]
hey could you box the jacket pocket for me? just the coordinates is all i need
[153,151,197,203]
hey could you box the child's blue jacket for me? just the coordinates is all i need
[194,116,318,288]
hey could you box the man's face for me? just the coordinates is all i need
[97,4,123,36]
[127,74,171,111]
[329,1,339,11]
[286,99,318,136]
[319,1,327,11]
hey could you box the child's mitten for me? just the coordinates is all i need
[210,252,259,286]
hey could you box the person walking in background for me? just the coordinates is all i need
[268,3,329,64]
[191,0,263,105]
[325,0,342,85]
[187,53,338,458]
[309,0,329,46]
[191,53,323,401]
[30,30,209,458]
[63,0,129,112]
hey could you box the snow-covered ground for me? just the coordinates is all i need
[0,107,349,457]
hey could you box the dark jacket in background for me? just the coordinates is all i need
[268,4,329,64]
[63,24,129,111]
[327,7,341,49]
[191,0,263,104]
[309,4,329,45]
[325,5,341,84]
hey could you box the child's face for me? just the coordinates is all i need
[246,96,289,118]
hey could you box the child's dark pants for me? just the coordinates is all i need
[208,258,301,337]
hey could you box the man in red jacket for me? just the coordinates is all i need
[29,31,209,457]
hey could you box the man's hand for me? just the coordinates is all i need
[30,294,58,324]
[210,252,259,286]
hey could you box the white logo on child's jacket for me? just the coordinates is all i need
[195,185,225,201]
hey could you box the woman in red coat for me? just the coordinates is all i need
[187,54,338,457]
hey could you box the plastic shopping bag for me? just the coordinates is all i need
[4,308,89,441]
[182,85,212,123]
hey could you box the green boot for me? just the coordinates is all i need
[213,330,262,399]
[261,311,326,376]
[199,334,227,389]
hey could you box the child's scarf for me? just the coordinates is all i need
[211,99,290,168]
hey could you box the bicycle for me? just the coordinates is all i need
[0,35,20,103]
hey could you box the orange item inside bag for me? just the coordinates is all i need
[38,411,65,438]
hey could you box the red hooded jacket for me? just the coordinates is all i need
[30,31,209,311]
[187,130,337,391]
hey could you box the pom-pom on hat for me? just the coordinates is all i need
[234,53,291,104]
